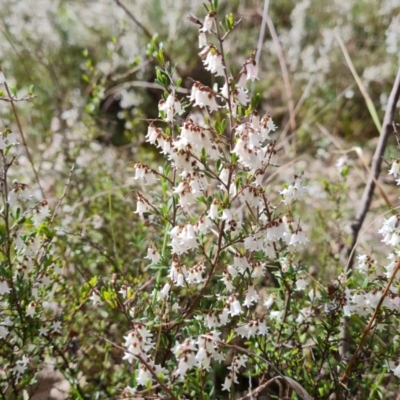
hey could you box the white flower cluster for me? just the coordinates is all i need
[174,332,224,378]
[125,8,310,395]
[122,323,168,386]
[222,354,249,392]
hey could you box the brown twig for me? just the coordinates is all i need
[0,66,45,198]
[113,0,183,78]
[265,15,296,138]
[236,376,279,400]
[49,164,74,227]
[0,95,36,102]
[202,336,313,400]
[254,0,270,87]
[347,66,400,274]
[340,259,400,385]
[96,335,178,400]
[340,66,400,358]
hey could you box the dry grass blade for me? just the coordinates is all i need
[334,28,382,133]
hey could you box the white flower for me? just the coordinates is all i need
[190,81,219,112]
[280,175,306,204]
[0,326,8,339]
[222,373,233,391]
[245,60,258,81]
[295,278,309,291]
[336,155,348,172]
[52,321,62,333]
[243,285,260,307]
[356,254,373,274]
[137,365,152,386]
[145,124,161,145]
[135,194,149,215]
[235,320,261,338]
[229,296,243,316]
[207,200,219,220]
[174,338,198,378]
[389,161,400,177]
[218,306,230,325]
[270,310,283,321]
[260,114,277,140]
[158,94,181,122]
[289,228,309,247]
[379,215,399,236]
[221,271,235,292]
[199,29,207,48]
[89,290,103,306]
[118,285,131,299]
[391,363,400,377]
[39,325,49,336]
[220,208,233,221]
[0,278,11,295]
[26,302,36,317]
[145,243,161,264]
[157,281,171,301]
[201,47,225,77]
[32,202,51,226]
[201,11,216,33]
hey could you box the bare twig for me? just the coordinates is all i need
[0,66,45,198]
[49,164,74,227]
[347,66,400,274]
[236,376,279,400]
[96,335,178,400]
[111,59,152,81]
[335,30,382,133]
[0,95,36,102]
[254,0,270,89]
[265,15,296,138]
[114,0,152,38]
[113,0,183,78]
[340,259,400,385]
[202,336,313,400]
[105,81,189,98]
[340,66,400,358]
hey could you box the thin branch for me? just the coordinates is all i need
[113,0,183,78]
[340,259,400,385]
[347,66,400,274]
[105,80,189,98]
[236,376,279,400]
[0,66,45,198]
[96,335,178,400]
[265,15,296,140]
[0,95,36,102]
[335,29,382,133]
[340,66,400,359]
[111,59,152,81]
[202,336,313,400]
[49,164,74,227]
[254,0,270,84]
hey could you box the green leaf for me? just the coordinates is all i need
[226,13,234,30]
[10,85,17,96]
[221,118,226,133]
